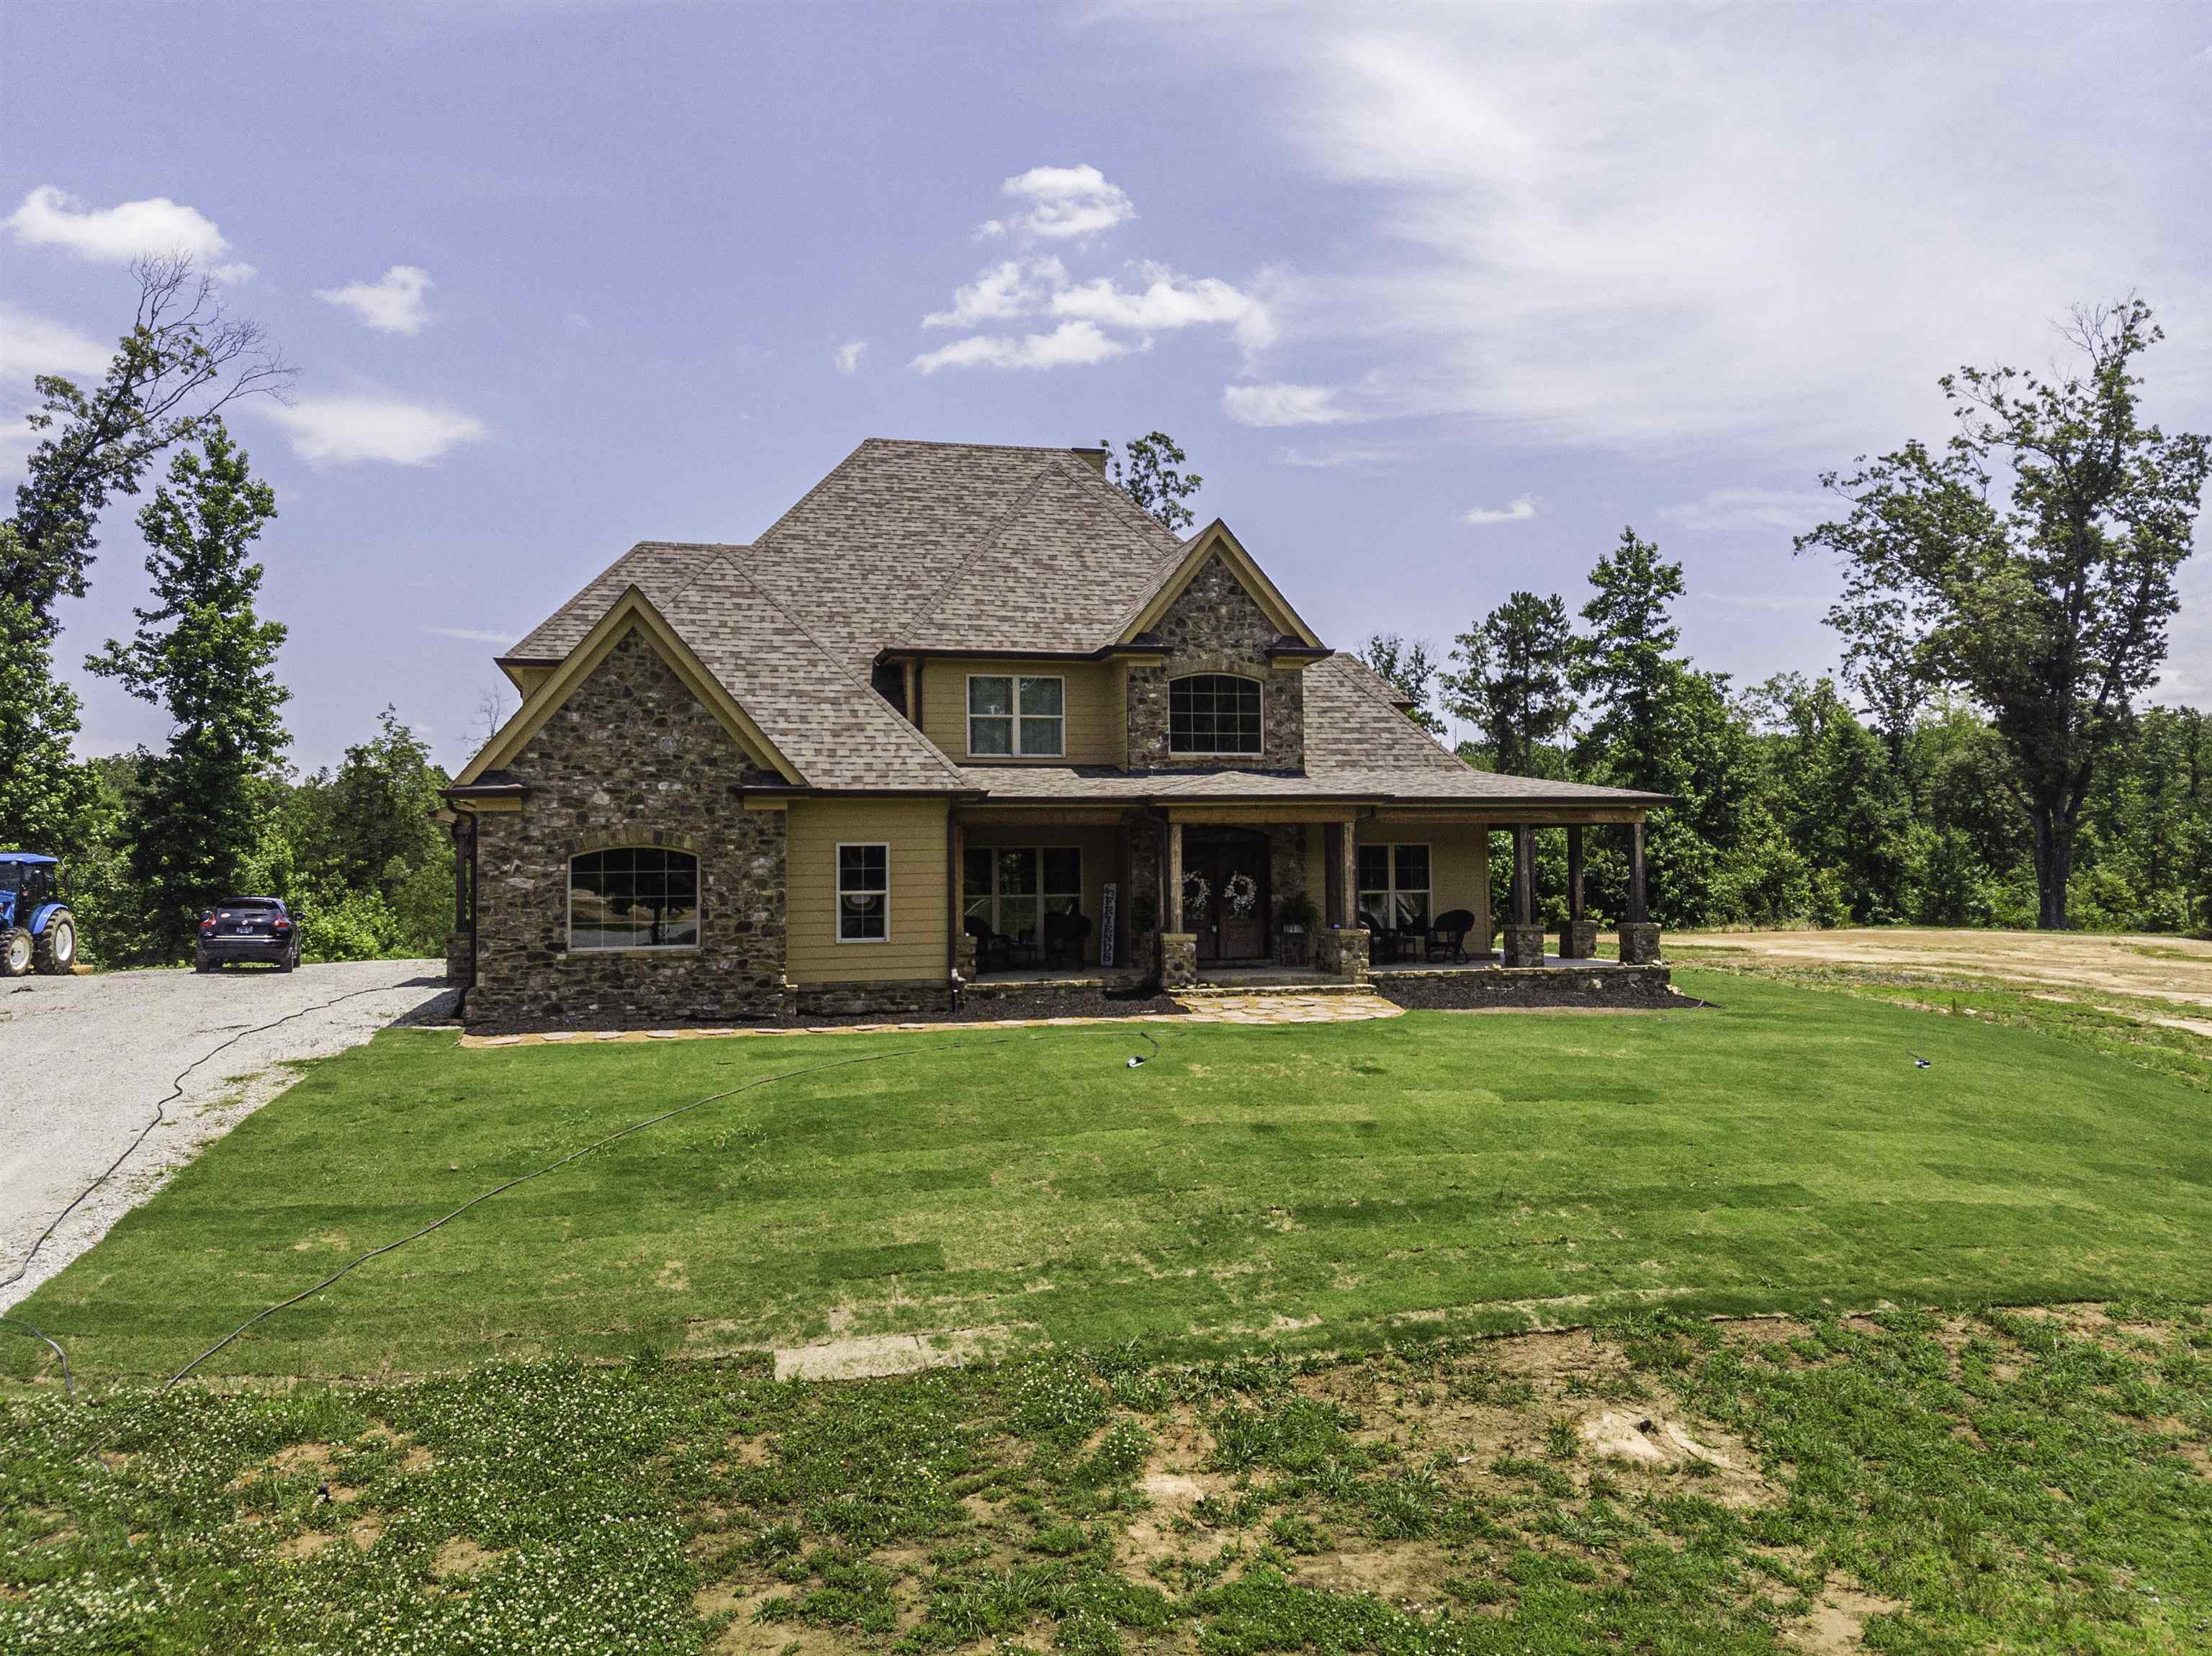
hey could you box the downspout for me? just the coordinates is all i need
[945,804,960,1010]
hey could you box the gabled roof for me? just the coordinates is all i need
[1114,520,1324,649]
[458,558,968,793]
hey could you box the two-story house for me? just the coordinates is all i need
[441,439,1668,1026]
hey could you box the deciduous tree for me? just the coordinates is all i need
[1102,431,1202,532]
[1356,633,1447,735]
[1798,300,2208,928]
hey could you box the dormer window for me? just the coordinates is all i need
[1169,674,1263,755]
[968,675,1064,757]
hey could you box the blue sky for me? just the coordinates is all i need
[4,1,2209,770]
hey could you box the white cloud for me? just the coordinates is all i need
[564,311,594,332]
[911,320,1128,374]
[1154,9,2212,452]
[1461,495,1538,526]
[1272,444,1406,469]
[261,395,488,466]
[1658,487,1837,532]
[0,302,110,382]
[924,258,1066,328]
[315,265,434,335]
[421,625,513,644]
[833,338,866,374]
[974,218,1007,240]
[6,185,249,279]
[1051,264,1274,351]
[1221,382,1354,426]
[1001,163,1135,240]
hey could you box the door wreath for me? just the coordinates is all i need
[1223,870,1261,917]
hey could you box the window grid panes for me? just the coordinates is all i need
[570,847,700,951]
[837,842,889,942]
[961,845,1081,951]
[1168,675,1262,755]
[1357,842,1430,932]
[968,675,1064,757]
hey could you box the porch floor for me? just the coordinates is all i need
[1370,955,1644,973]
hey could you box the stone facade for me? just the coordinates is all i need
[794,980,945,1020]
[465,627,789,1028]
[1159,932,1198,989]
[1558,919,1599,960]
[1126,556,1305,771]
[1313,925,1370,983]
[1618,922,1662,966]
[1502,924,1547,968]
[445,929,470,984]
[1375,963,1676,1011]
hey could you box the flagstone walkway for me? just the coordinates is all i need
[457,990,1403,1049]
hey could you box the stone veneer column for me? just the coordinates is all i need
[1559,823,1598,959]
[1502,823,1546,967]
[1617,820,1660,963]
[1159,932,1198,989]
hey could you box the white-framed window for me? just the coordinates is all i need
[569,847,700,951]
[967,674,1064,757]
[837,842,890,942]
[1168,674,1263,755]
[1357,843,1431,932]
[961,846,1082,951]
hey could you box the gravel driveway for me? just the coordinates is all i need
[0,960,457,1311]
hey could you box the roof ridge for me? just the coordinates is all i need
[883,459,1066,650]
[683,548,966,783]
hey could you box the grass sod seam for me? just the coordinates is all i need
[157,1030,1115,1388]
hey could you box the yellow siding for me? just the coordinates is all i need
[914,659,1121,766]
[959,823,1126,966]
[786,798,950,983]
[1357,822,1492,943]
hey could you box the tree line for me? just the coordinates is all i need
[1,258,455,966]
[1357,301,2209,934]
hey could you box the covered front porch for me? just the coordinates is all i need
[950,800,1663,991]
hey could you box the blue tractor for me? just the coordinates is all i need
[0,852,78,977]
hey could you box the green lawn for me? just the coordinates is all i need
[11,967,2211,1384]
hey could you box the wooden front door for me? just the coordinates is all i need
[1186,836,1270,963]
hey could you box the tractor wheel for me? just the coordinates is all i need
[32,911,75,975]
[0,928,30,978]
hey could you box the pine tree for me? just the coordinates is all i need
[1444,592,1576,775]
[86,422,289,958]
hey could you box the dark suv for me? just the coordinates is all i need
[194,898,302,973]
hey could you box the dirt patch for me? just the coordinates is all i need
[1291,1542,1460,1607]
[1668,927,2212,1012]
[433,1536,504,1578]
[773,1324,1014,1382]
[1788,1582,1904,1654]
[274,1531,333,1560]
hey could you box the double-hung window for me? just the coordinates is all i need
[1357,844,1431,932]
[837,843,890,942]
[962,846,1081,950]
[968,675,1064,757]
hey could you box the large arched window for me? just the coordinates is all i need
[569,847,700,950]
[1169,674,1263,755]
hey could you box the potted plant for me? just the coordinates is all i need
[1275,889,1318,967]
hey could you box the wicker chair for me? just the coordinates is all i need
[1426,909,1475,963]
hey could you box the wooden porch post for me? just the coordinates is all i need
[1168,818,1185,932]
[1339,820,1359,927]
[1627,820,1648,925]
[1567,825,1585,923]
[1512,825,1536,927]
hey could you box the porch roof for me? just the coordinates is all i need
[955,764,1668,809]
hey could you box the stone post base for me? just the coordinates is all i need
[1312,926,1370,984]
[1557,919,1599,960]
[1159,932,1198,990]
[954,930,977,983]
[1503,924,1547,967]
[444,930,471,984]
[1617,922,1661,965]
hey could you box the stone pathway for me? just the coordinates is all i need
[457,991,1403,1049]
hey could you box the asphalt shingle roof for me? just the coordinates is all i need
[495,440,1665,806]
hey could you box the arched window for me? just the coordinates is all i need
[1169,674,1263,755]
[569,847,700,950]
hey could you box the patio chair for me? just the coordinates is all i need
[1043,908,1093,970]
[963,914,1013,973]
[1426,909,1475,963]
